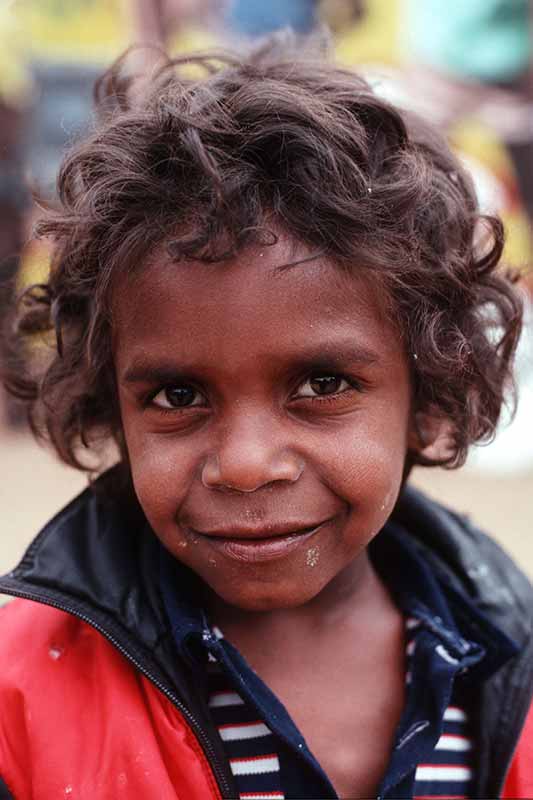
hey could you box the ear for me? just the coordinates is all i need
[408,410,455,463]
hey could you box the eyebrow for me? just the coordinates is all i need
[121,342,380,386]
[287,343,380,371]
[122,363,200,385]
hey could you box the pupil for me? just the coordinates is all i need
[310,376,341,395]
[165,386,195,407]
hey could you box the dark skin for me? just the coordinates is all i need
[114,235,435,798]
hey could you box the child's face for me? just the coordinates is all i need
[114,235,417,611]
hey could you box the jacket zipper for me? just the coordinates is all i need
[0,583,233,799]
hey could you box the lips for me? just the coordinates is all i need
[190,521,326,540]
[184,518,333,563]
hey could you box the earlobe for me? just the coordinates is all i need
[409,411,454,463]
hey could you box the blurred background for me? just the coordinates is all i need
[0,0,532,579]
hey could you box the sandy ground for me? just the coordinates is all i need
[1,428,532,581]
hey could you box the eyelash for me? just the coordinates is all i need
[145,384,206,413]
[145,372,365,413]
[290,375,363,403]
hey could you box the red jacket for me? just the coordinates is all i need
[0,600,221,800]
[1,598,533,799]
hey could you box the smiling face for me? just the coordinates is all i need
[114,236,417,611]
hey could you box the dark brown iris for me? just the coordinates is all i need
[164,386,196,406]
[309,376,342,395]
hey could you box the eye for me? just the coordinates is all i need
[151,384,205,409]
[295,374,353,398]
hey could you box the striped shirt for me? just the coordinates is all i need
[159,521,517,799]
[204,619,477,800]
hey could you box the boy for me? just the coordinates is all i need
[1,36,532,799]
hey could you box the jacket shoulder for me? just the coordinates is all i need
[0,597,84,664]
[0,599,221,800]
[0,599,125,789]
[395,483,533,628]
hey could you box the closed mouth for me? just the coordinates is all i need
[187,519,332,563]
[188,520,330,542]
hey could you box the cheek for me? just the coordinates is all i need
[124,431,198,528]
[324,415,409,532]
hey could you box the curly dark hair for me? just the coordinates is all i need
[2,34,523,474]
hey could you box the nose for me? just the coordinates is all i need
[201,412,304,493]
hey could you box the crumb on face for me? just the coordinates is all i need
[306,547,320,568]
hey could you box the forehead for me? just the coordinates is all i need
[112,236,401,369]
